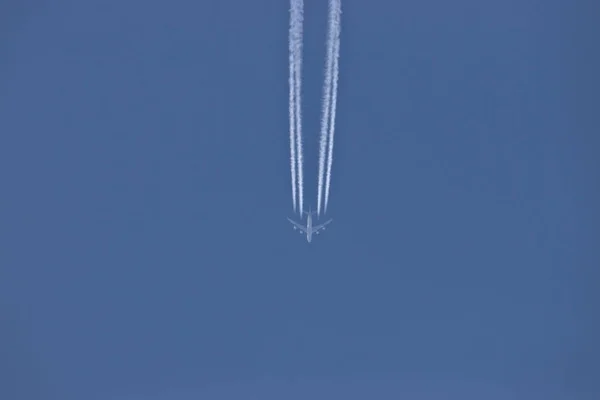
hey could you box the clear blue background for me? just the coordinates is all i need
[1,0,598,399]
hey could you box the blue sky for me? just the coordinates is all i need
[1,0,598,399]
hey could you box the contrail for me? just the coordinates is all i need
[294,0,304,215]
[316,0,337,217]
[288,0,298,213]
[288,0,304,214]
[323,0,341,214]
[317,0,341,215]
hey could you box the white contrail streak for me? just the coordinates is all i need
[289,0,304,214]
[316,0,337,217]
[288,1,298,213]
[323,0,341,214]
[294,0,304,215]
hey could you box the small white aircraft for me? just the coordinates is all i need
[287,208,333,242]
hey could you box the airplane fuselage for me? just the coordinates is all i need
[306,213,313,242]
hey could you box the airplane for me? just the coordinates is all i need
[287,208,333,242]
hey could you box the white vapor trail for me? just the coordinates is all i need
[294,0,304,215]
[288,1,298,213]
[289,0,304,214]
[316,0,341,216]
[316,0,336,217]
[323,0,341,214]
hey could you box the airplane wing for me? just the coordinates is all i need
[287,218,307,234]
[311,219,333,234]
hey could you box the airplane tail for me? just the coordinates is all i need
[303,207,316,216]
